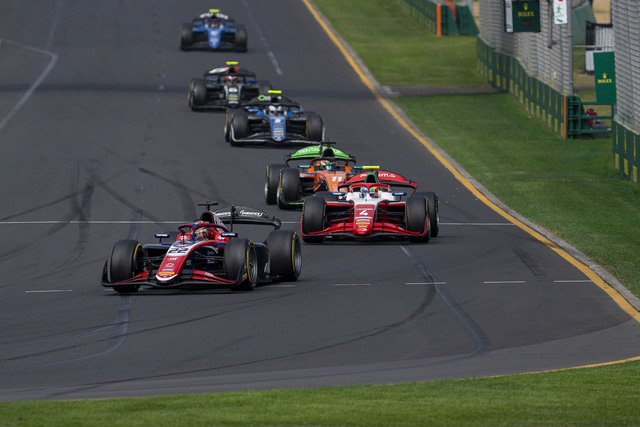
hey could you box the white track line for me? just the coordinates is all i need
[0,221,183,225]
[405,282,447,285]
[483,280,526,284]
[25,289,73,293]
[334,283,371,287]
[554,279,593,283]
[0,40,58,132]
[239,0,283,75]
[440,222,514,226]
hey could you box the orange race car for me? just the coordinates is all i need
[264,143,366,209]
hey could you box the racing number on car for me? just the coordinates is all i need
[331,176,343,182]
[168,247,190,255]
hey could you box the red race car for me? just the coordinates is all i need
[101,203,301,293]
[300,168,439,243]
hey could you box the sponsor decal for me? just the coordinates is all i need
[164,263,175,268]
[597,72,613,84]
[239,209,265,217]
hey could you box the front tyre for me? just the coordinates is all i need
[301,196,326,243]
[235,26,248,52]
[230,113,248,146]
[267,230,302,281]
[265,164,287,204]
[224,238,258,291]
[426,191,439,237]
[189,78,207,111]
[406,196,430,243]
[109,239,143,294]
[180,23,192,50]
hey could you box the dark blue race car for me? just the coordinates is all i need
[180,9,248,52]
[224,91,325,147]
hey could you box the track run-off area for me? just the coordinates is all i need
[0,0,638,400]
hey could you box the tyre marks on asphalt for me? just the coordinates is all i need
[399,245,491,356]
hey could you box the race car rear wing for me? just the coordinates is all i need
[339,170,418,193]
[212,205,281,230]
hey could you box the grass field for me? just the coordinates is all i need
[2,360,639,425]
[315,0,640,297]
[315,0,486,87]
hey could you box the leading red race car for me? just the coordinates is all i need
[101,203,301,293]
[300,168,439,243]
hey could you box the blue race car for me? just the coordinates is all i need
[180,9,248,52]
[224,91,325,146]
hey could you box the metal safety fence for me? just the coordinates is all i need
[611,0,640,183]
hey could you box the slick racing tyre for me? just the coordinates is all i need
[406,195,430,243]
[230,113,248,145]
[265,164,287,204]
[180,23,192,50]
[301,196,326,243]
[235,25,248,52]
[188,79,207,111]
[267,230,302,281]
[225,238,258,291]
[426,191,439,237]
[224,112,232,142]
[277,168,301,209]
[306,113,324,142]
[109,239,143,294]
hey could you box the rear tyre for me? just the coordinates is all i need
[267,230,302,281]
[306,113,324,142]
[301,196,326,243]
[180,23,192,50]
[109,239,143,294]
[314,191,338,201]
[224,238,257,291]
[265,164,287,204]
[230,113,248,146]
[188,78,207,111]
[277,168,301,209]
[406,196,430,243]
[426,191,439,237]
[235,26,248,52]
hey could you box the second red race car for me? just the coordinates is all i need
[101,202,301,293]
[300,168,439,243]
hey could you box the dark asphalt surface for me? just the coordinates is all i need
[0,0,638,401]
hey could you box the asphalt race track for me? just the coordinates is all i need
[0,1,639,401]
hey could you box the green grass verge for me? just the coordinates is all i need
[315,0,486,87]
[2,361,639,425]
[316,0,640,297]
[396,94,640,295]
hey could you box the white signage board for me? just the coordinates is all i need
[554,0,568,24]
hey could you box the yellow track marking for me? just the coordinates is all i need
[301,0,640,330]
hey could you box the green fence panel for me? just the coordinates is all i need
[455,5,479,36]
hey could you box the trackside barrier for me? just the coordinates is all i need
[478,37,611,139]
[402,0,477,36]
[566,97,612,138]
[613,121,640,183]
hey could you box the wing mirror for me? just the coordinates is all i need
[392,192,407,196]
[220,232,238,238]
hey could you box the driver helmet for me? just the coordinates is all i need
[194,221,212,241]
[268,105,277,115]
[369,187,379,198]
[276,106,286,115]
[224,75,237,84]
[319,160,333,171]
